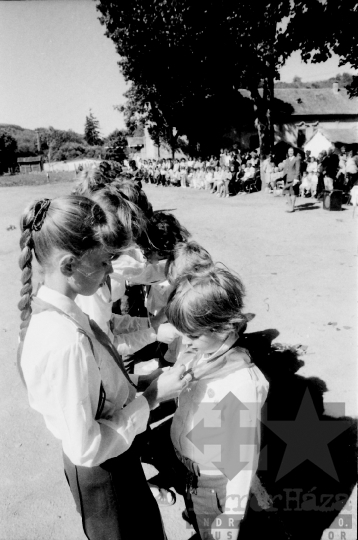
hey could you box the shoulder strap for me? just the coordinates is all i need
[76,327,106,420]
[88,318,137,388]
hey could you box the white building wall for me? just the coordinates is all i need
[44,158,101,172]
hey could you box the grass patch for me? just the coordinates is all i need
[0,171,76,187]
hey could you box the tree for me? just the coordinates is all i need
[0,131,18,174]
[36,127,86,160]
[285,0,358,96]
[292,76,302,88]
[104,129,128,162]
[96,0,341,168]
[84,110,102,146]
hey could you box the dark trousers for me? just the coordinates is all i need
[185,474,229,539]
[158,174,167,186]
[63,445,167,540]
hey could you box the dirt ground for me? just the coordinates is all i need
[0,182,356,540]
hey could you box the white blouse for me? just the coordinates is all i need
[21,286,149,467]
[171,346,269,508]
[76,281,156,356]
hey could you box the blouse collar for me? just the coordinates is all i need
[34,285,93,335]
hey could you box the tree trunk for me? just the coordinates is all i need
[171,132,179,160]
[251,69,275,191]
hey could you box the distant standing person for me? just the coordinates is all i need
[282,147,301,212]
[321,146,339,192]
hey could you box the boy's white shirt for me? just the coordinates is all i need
[171,344,269,518]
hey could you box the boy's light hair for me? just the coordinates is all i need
[166,267,247,338]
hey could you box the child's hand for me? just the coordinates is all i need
[144,367,163,383]
[143,363,193,406]
[156,322,180,344]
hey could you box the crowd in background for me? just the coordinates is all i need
[262,145,358,200]
[130,145,358,200]
[132,149,261,197]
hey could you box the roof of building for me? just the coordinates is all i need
[305,126,358,146]
[17,156,42,163]
[239,86,358,116]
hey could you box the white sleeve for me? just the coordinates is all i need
[156,323,180,344]
[111,314,149,335]
[113,327,157,357]
[111,254,166,286]
[129,259,166,285]
[45,339,149,467]
[111,253,147,281]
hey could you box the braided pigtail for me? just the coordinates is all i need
[18,227,34,332]
[17,204,37,385]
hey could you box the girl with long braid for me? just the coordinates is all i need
[17,195,192,540]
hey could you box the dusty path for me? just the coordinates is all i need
[0,182,356,539]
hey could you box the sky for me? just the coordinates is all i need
[0,1,356,137]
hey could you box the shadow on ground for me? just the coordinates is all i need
[295,202,321,211]
[144,329,357,540]
[238,329,357,540]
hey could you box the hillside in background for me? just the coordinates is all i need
[275,72,354,89]
[0,122,128,169]
[0,123,41,157]
[0,124,88,159]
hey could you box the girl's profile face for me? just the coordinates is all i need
[73,247,113,296]
[181,331,226,355]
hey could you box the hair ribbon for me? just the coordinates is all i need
[32,199,51,232]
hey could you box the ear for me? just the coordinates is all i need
[59,254,77,277]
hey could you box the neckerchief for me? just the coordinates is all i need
[186,338,253,382]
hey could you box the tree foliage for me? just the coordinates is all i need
[104,129,128,162]
[97,0,357,159]
[84,110,103,146]
[0,130,18,174]
[96,0,327,157]
[285,0,358,97]
[0,123,112,166]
